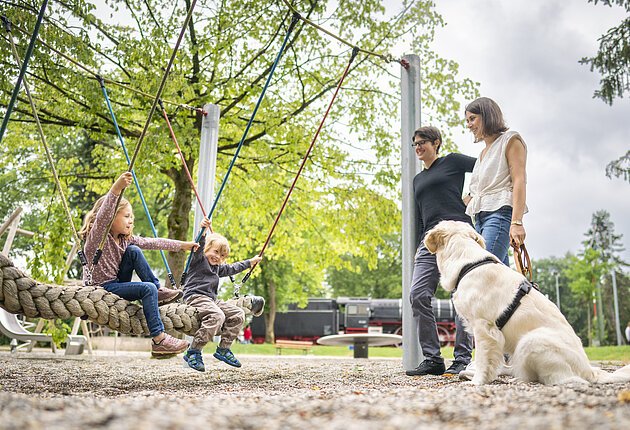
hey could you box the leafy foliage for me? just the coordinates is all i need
[581,0,630,181]
[1,0,478,339]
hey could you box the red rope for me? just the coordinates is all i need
[242,48,360,282]
[159,100,214,233]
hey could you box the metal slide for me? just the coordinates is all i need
[0,308,87,355]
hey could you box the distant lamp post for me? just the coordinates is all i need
[552,270,560,312]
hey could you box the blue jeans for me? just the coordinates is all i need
[103,245,163,337]
[475,205,512,266]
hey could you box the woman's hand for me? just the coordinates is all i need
[510,224,526,247]
[250,255,263,265]
[112,172,133,195]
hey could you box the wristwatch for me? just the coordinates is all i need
[511,220,523,226]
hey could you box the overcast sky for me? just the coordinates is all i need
[421,0,630,262]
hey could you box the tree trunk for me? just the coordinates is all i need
[587,303,593,347]
[264,279,277,344]
[164,165,193,286]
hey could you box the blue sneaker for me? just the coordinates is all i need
[213,347,241,368]
[183,349,205,372]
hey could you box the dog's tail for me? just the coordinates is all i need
[590,364,630,384]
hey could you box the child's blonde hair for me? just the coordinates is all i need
[204,232,230,261]
[79,195,133,240]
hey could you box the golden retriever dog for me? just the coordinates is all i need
[424,220,630,385]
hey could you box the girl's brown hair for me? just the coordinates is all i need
[79,195,133,240]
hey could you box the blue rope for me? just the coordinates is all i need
[98,77,176,287]
[0,0,49,144]
[180,12,300,285]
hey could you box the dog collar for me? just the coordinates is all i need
[453,256,498,293]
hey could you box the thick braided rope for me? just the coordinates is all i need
[0,253,201,336]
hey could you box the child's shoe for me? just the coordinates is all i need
[151,333,188,356]
[157,287,183,305]
[213,347,242,368]
[183,349,205,372]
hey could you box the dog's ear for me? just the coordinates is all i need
[468,229,486,249]
[424,227,445,253]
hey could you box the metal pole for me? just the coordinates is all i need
[186,103,219,346]
[193,104,219,233]
[401,54,422,371]
[609,231,622,345]
[0,0,49,144]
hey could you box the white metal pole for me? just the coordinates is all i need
[401,54,423,371]
[186,103,219,347]
[609,232,622,346]
[194,104,220,233]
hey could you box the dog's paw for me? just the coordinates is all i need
[471,376,488,386]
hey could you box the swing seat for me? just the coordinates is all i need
[0,253,265,337]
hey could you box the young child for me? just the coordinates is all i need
[79,172,199,356]
[182,217,262,372]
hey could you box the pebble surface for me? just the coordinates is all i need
[1,351,629,429]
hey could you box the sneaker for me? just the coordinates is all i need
[444,360,468,376]
[213,347,242,368]
[183,349,205,372]
[405,359,445,376]
[157,287,183,305]
[247,295,265,317]
[151,333,189,356]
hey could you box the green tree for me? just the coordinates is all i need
[1,0,477,340]
[533,254,590,344]
[326,233,402,299]
[582,210,628,344]
[581,0,630,181]
[565,248,611,346]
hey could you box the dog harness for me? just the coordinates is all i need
[453,256,537,330]
[495,280,536,330]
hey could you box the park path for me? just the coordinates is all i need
[0,351,629,429]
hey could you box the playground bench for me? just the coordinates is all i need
[275,339,313,355]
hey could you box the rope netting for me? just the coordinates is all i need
[0,253,262,336]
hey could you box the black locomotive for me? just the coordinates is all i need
[250,297,457,345]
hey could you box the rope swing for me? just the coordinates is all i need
[98,77,177,286]
[241,47,360,284]
[92,0,199,267]
[158,99,211,229]
[3,15,88,269]
[0,253,263,335]
[180,12,301,285]
[0,0,49,143]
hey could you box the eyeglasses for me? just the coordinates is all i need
[411,139,432,148]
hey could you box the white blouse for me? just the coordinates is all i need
[466,130,528,217]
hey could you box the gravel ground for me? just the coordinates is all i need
[1,351,629,430]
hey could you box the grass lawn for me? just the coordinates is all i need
[215,343,630,363]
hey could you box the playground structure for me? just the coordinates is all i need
[0,1,426,369]
[0,207,89,354]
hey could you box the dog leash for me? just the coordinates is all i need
[512,243,533,282]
